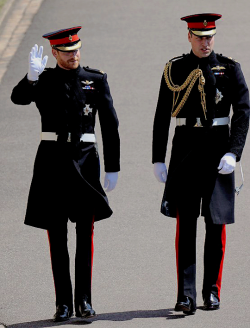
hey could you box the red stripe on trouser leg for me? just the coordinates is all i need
[216,224,226,299]
[175,212,180,289]
[47,230,56,296]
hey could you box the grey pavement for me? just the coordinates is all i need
[1,0,250,327]
[0,0,43,83]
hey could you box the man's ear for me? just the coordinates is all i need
[188,32,192,43]
[52,48,58,59]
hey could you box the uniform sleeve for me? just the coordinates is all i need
[152,73,173,163]
[11,74,37,105]
[97,73,120,172]
[229,63,250,161]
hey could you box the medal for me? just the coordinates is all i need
[212,66,225,76]
[215,88,223,104]
[83,104,93,116]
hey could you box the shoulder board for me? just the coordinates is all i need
[169,53,188,63]
[83,66,105,75]
[218,54,238,64]
[227,56,238,63]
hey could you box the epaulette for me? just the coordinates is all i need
[218,54,238,64]
[169,53,188,63]
[83,66,105,75]
[227,56,238,63]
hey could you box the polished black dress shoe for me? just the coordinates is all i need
[203,293,220,310]
[53,304,73,322]
[175,296,196,315]
[75,298,96,318]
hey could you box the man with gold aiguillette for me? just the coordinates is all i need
[11,27,120,322]
[152,14,250,315]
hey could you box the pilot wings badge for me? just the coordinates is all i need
[215,88,223,104]
[81,80,95,90]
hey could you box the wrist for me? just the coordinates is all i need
[26,73,38,84]
[227,152,236,159]
[27,79,37,84]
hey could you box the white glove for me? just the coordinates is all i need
[27,44,48,81]
[104,172,118,192]
[154,162,167,183]
[218,152,236,174]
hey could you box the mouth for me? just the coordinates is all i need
[201,48,210,53]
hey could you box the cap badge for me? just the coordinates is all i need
[215,88,223,104]
[83,104,93,116]
[203,20,208,27]
[69,35,73,41]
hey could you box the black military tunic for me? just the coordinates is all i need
[11,64,120,230]
[153,50,250,224]
[153,50,250,308]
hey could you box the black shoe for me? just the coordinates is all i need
[75,298,96,318]
[203,293,220,310]
[53,304,73,322]
[175,296,196,315]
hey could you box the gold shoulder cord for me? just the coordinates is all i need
[164,61,207,119]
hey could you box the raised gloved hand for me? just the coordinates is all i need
[104,172,118,192]
[218,152,236,174]
[27,44,48,81]
[154,162,167,183]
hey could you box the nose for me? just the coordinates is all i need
[201,38,209,47]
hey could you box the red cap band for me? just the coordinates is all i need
[188,21,215,29]
[50,34,79,46]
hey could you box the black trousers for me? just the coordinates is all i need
[175,210,226,307]
[47,214,95,311]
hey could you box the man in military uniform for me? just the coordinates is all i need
[11,26,120,322]
[152,14,250,315]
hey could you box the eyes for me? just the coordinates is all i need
[195,36,213,42]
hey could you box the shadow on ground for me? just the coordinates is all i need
[6,308,197,327]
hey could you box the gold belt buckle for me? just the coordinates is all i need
[194,118,203,127]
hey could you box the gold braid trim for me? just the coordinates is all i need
[164,61,207,119]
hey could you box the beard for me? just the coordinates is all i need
[57,55,80,70]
